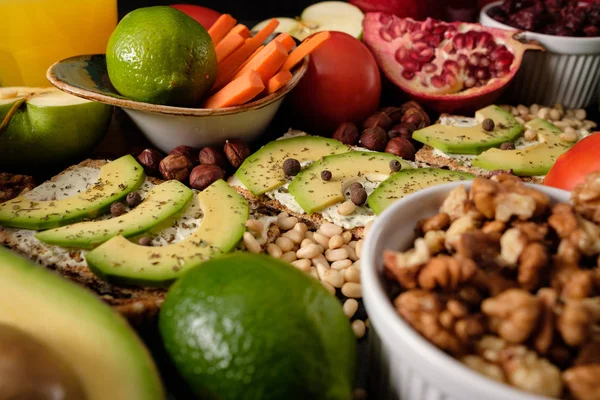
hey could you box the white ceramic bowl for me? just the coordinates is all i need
[362,181,570,400]
[480,1,600,108]
[47,54,309,153]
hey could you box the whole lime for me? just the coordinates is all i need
[106,6,217,106]
[159,252,357,400]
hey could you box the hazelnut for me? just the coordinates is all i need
[401,107,430,129]
[350,186,367,206]
[126,192,143,208]
[159,154,194,182]
[482,118,495,132]
[169,145,199,162]
[321,170,332,181]
[282,158,301,176]
[399,100,426,116]
[138,237,153,246]
[360,127,388,151]
[380,106,404,123]
[363,112,393,130]
[385,137,416,161]
[224,139,250,168]
[199,146,228,170]
[110,202,126,217]
[500,142,515,150]
[389,159,402,172]
[189,164,226,191]
[137,149,164,174]
[388,122,417,140]
[332,122,359,145]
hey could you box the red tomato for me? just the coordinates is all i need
[170,4,221,30]
[289,32,382,134]
[544,133,600,191]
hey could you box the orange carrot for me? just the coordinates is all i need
[214,31,246,63]
[274,33,296,52]
[208,14,237,46]
[267,70,293,94]
[229,24,251,39]
[204,70,265,108]
[211,19,280,91]
[233,41,288,83]
[281,31,331,71]
[232,45,264,77]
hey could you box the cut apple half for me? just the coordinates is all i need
[252,1,364,41]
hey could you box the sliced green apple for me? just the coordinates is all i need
[0,87,112,169]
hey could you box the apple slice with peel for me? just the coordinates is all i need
[0,87,112,170]
[252,1,364,41]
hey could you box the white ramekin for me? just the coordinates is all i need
[480,1,600,108]
[362,181,570,400]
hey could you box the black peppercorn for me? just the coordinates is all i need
[110,202,126,217]
[389,160,402,172]
[126,192,143,208]
[321,170,332,181]
[282,158,301,176]
[482,118,495,132]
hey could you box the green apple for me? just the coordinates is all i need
[0,87,112,170]
[252,1,364,41]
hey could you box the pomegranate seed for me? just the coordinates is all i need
[419,48,435,62]
[395,47,408,62]
[479,58,490,68]
[494,57,512,71]
[422,63,437,73]
[453,34,465,49]
[490,46,508,60]
[464,77,477,88]
[403,60,421,72]
[476,68,489,80]
[402,71,415,80]
[443,60,460,75]
[423,34,441,47]
[477,32,494,48]
[431,76,446,88]
[380,28,393,42]
[457,55,469,68]
[411,31,425,41]
[469,54,480,67]
[392,22,402,37]
[464,33,475,50]
[398,20,407,33]
[412,42,429,52]
[379,14,392,24]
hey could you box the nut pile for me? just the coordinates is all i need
[383,172,600,399]
[500,104,597,142]
[332,101,431,161]
[136,139,251,191]
[243,214,370,339]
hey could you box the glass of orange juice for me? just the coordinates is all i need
[0,0,117,87]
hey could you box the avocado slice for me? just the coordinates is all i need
[412,105,523,154]
[0,246,163,399]
[368,168,475,215]
[235,135,349,196]
[86,179,249,287]
[472,119,573,176]
[288,151,413,214]
[36,180,194,249]
[0,155,144,230]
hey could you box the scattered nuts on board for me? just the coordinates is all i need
[363,111,393,130]
[382,173,600,399]
[159,154,194,182]
[385,137,416,161]
[332,122,360,145]
[500,104,597,137]
[169,145,199,162]
[198,146,228,170]
[360,127,388,151]
[224,139,251,168]
[189,164,226,190]
[137,148,164,173]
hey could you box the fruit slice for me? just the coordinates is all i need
[412,105,522,154]
[368,168,474,215]
[472,119,574,176]
[235,136,350,196]
[362,14,543,113]
[288,151,413,214]
[0,246,163,400]
[36,181,193,249]
[86,179,249,287]
[0,87,112,169]
[0,155,145,230]
[252,1,365,40]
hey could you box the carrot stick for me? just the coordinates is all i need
[215,31,246,63]
[211,19,279,91]
[281,31,331,72]
[267,70,293,94]
[229,24,251,39]
[274,33,296,52]
[208,14,237,46]
[233,41,288,83]
[232,45,264,77]
[204,70,265,108]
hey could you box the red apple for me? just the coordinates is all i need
[349,0,423,19]
[170,4,221,30]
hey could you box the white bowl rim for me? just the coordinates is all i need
[362,180,571,400]
[481,1,600,43]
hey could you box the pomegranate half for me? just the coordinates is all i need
[363,13,543,113]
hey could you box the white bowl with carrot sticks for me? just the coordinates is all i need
[47,17,330,152]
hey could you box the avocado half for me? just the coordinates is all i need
[0,247,163,399]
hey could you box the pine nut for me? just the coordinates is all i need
[514,116,525,125]
[352,319,366,339]
[331,259,352,270]
[328,235,344,249]
[301,238,314,248]
[245,219,263,234]
[344,244,358,261]
[309,267,318,279]
[276,236,295,252]
[324,269,344,288]
[575,109,586,120]
[266,243,283,258]
[356,239,364,259]
[337,200,356,216]
[553,120,570,129]
[343,299,359,318]
[342,282,362,298]
[305,231,315,241]
[537,107,550,119]
[277,211,289,220]
[549,108,561,121]
[312,254,330,270]
[353,260,361,270]
[510,107,519,116]
[313,232,330,248]
[529,104,539,115]
[283,229,304,244]
[325,248,349,262]
[560,128,578,142]
[364,221,374,237]
[297,244,322,259]
[243,232,261,254]
[277,216,298,231]
[281,251,297,263]
[342,231,352,244]
[344,266,361,283]
[293,222,308,234]
[319,222,343,237]
[517,104,528,116]
[315,262,329,281]
[291,258,311,272]
[321,281,336,295]
[348,240,357,249]
[524,129,537,141]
